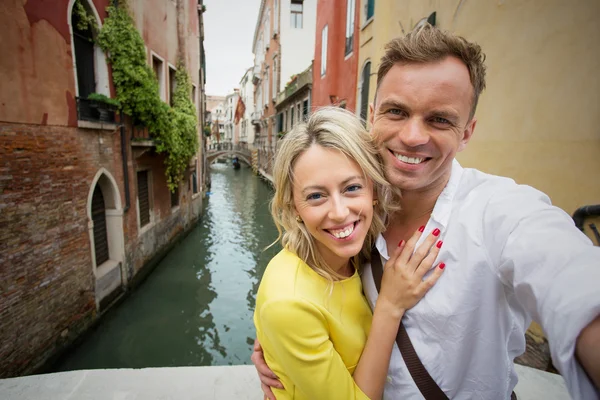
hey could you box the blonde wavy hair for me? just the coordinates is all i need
[270,107,399,281]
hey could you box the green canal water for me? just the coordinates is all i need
[53,163,280,370]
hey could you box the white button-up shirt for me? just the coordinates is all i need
[362,160,600,400]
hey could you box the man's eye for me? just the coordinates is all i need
[306,193,323,201]
[388,109,404,116]
[432,116,450,124]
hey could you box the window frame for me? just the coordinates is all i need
[321,25,328,76]
[345,0,356,56]
[290,0,303,29]
[151,51,166,102]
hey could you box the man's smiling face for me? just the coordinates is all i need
[370,56,477,194]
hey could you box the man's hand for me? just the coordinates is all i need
[251,338,283,399]
[576,314,600,390]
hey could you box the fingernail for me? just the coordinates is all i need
[436,240,443,248]
[418,225,425,232]
[439,262,446,269]
[433,228,440,236]
[398,239,404,247]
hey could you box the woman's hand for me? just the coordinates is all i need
[377,227,445,319]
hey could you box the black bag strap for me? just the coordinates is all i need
[370,246,517,400]
[370,246,450,400]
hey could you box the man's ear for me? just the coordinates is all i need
[458,118,477,152]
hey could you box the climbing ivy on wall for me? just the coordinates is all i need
[96,0,198,191]
[74,0,98,32]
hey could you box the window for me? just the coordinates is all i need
[264,68,270,106]
[152,54,165,101]
[291,0,303,29]
[91,185,109,266]
[274,0,279,34]
[272,56,278,100]
[365,0,375,21]
[137,170,151,228]
[168,65,177,106]
[192,84,197,108]
[291,106,294,128]
[191,167,198,194]
[72,6,96,99]
[265,9,270,46]
[359,61,371,123]
[303,99,308,120]
[171,187,179,208]
[321,25,328,76]
[345,0,356,56]
[277,113,283,133]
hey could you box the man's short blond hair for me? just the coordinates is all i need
[377,23,487,120]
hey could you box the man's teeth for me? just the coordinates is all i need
[395,153,425,164]
[330,224,354,239]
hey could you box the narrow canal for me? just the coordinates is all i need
[53,162,280,370]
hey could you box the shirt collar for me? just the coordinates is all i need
[375,159,464,259]
[430,159,464,229]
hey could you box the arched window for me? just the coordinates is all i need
[359,61,371,123]
[69,0,110,102]
[71,1,97,99]
[91,185,109,266]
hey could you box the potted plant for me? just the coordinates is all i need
[203,124,212,137]
[87,93,121,122]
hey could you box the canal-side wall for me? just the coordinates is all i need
[0,0,205,378]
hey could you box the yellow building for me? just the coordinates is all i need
[357,0,600,229]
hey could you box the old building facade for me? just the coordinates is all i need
[0,0,206,377]
[312,0,360,112]
[251,0,316,154]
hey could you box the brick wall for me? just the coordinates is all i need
[0,122,122,377]
[0,121,203,377]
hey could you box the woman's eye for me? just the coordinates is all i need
[306,193,323,201]
[346,184,362,192]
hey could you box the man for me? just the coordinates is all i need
[252,24,600,399]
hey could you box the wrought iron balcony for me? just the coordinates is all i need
[76,97,117,124]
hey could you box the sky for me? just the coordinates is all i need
[203,0,262,97]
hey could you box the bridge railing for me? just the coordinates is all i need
[206,142,250,153]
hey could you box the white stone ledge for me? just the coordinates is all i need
[77,120,120,131]
[0,364,570,399]
[0,365,570,400]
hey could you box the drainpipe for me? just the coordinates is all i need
[120,111,130,212]
[572,204,600,231]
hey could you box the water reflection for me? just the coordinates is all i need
[52,163,280,371]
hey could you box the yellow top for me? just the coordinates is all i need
[254,249,373,399]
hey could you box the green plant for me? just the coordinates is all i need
[96,1,198,191]
[88,93,121,108]
[74,0,98,32]
[203,124,212,137]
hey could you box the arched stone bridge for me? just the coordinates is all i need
[206,142,252,166]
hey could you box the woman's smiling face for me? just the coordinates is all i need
[292,144,374,271]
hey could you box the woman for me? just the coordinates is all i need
[253,107,445,399]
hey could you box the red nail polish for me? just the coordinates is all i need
[436,240,443,248]
[439,262,446,270]
[398,240,404,247]
[433,228,440,237]
[418,226,425,232]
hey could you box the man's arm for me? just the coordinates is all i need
[484,184,600,398]
[250,339,283,400]
[576,315,600,390]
